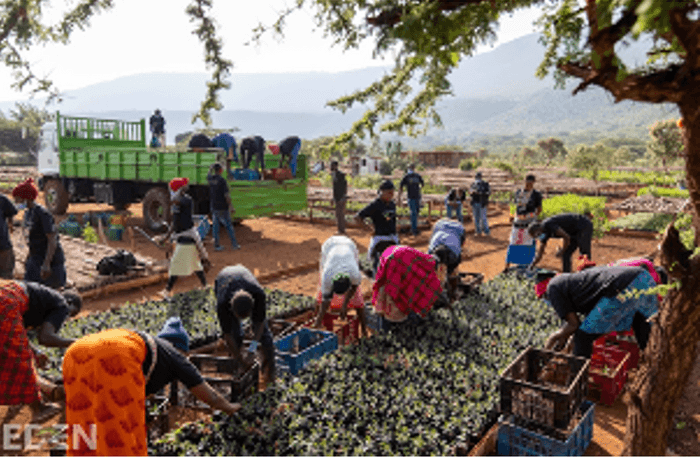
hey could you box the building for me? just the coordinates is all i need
[400,150,478,168]
[349,154,384,176]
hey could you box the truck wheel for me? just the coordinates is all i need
[44,179,70,215]
[142,187,171,232]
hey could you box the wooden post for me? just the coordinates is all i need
[97,218,109,245]
[128,226,135,252]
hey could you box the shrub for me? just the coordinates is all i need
[379,160,393,175]
[637,186,689,199]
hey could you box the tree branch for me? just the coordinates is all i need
[366,0,492,26]
[560,61,687,103]
[669,6,700,67]
[0,7,22,44]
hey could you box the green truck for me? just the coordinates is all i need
[37,112,308,231]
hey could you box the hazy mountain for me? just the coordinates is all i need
[0,33,678,147]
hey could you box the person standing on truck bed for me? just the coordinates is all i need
[12,179,66,289]
[149,109,166,148]
[0,192,18,279]
[241,136,266,174]
[212,133,238,174]
[158,178,211,297]
[208,163,241,251]
[278,136,302,177]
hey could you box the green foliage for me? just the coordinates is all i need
[647,119,685,170]
[82,225,98,244]
[459,158,481,171]
[537,137,567,164]
[575,169,683,186]
[378,160,393,175]
[606,213,675,232]
[566,144,611,181]
[494,161,520,178]
[637,186,689,199]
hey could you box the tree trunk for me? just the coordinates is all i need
[622,105,700,455]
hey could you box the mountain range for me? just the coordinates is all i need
[0,33,678,148]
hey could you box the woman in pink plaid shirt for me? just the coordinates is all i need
[372,245,450,323]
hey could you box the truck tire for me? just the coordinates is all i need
[44,179,70,215]
[142,187,171,232]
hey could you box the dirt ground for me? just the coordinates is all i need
[1,198,697,456]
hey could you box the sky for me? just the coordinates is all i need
[0,1,544,102]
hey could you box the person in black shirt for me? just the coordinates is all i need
[208,163,240,251]
[445,187,466,223]
[0,280,81,422]
[528,212,594,272]
[215,265,275,383]
[63,326,240,455]
[330,161,348,234]
[278,136,302,177]
[505,174,543,271]
[398,164,424,236]
[149,109,166,148]
[355,180,399,267]
[159,178,211,297]
[470,172,491,236]
[12,178,66,289]
[536,266,664,357]
[0,193,18,279]
[241,136,266,173]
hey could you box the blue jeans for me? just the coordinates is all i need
[289,141,301,177]
[471,202,490,235]
[212,209,239,247]
[446,204,463,223]
[408,198,420,235]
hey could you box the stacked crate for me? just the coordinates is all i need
[589,330,636,405]
[497,347,594,456]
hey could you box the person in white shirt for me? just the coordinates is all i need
[314,235,368,337]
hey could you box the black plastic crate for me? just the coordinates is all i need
[172,355,259,408]
[500,347,589,429]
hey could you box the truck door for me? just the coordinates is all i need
[37,123,59,176]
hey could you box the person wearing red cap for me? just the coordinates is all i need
[12,179,66,289]
[158,178,211,297]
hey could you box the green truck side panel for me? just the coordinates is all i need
[55,113,308,218]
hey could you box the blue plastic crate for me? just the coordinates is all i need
[506,244,536,265]
[232,168,261,181]
[275,328,338,375]
[497,401,595,456]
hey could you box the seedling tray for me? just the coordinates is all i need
[497,400,595,456]
[500,347,589,429]
[588,345,630,406]
[242,319,295,341]
[275,328,338,375]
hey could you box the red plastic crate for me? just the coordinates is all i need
[593,331,640,369]
[303,313,360,346]
[588,346,630,406]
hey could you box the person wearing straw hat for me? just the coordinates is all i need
[63,321,241,456]
[314,235,368,337]
[0,280,81,423]
[13,178,66,289]
[158,177,211,297]
[535,265,665,357]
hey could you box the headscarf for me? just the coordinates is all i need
[12,178,38,201]
[157,316,190,352]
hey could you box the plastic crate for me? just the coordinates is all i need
[497,400,595,456]
[232,168,261,181]
[588,345,630,406]
[275,328,338,375]
[309,313,360,346]
[505,244,536,265]
[500,347,590,429]
[242,319,295,341]
[593,332,640,370]
[107,225,124,241]
[180,355,260,406]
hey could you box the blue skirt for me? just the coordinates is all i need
[579,271,658,334]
